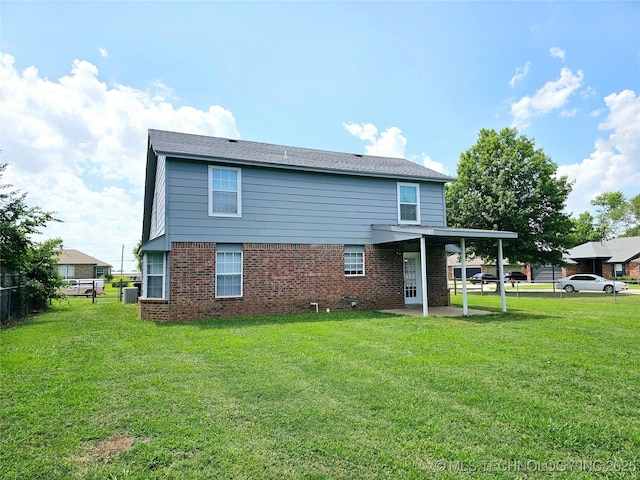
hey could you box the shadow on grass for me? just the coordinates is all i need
[505,291,627,299]
[452,311,560,324]
[153,306,561,329]
[153,310,401,330]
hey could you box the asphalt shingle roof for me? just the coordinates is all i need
[57,249,111,267]
[148,129,453,182]
[566,237,640,263]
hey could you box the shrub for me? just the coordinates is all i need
[111,277,130,288]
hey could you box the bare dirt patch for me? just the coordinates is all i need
[89,434,136,461]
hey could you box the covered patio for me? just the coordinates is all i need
[372,225,518,317]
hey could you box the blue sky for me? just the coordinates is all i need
[1,1,639,272]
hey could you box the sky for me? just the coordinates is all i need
[1,1,639,274]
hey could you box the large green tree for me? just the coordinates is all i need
[591,191,640,239]
[567,212,606,247]
[628,194,640,237]
[446,128,573,265]
[133,238,143,273]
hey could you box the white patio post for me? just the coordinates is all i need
[420,236,429,317]
[460,238,468,316]
[497,238,507,313]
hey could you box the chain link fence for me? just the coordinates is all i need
[0,271,33,325]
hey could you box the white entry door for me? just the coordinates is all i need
[403,253,422,305]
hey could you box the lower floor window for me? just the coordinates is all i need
[147,276,164,298]
[344,245,365,276]
[216,248,243,297]
[613,263,625,277]
[58,265,75,279]
[145,252,165,298]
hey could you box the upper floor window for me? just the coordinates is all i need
[344,245,365,276]
[397,183,420,224]
[209,166,242,217]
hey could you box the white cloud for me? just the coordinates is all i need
[0,52,240,272]
[549,47,565,59]
[560,108,577,118]
[343,122,448,174]
[509,61,531,88]
[510,67,584,129]
[343,122,406,158]
[98,47,109,58]
[590,109,602,117]
[342,122,379,144]
[413,154,449,175]
[557,89,640,214]
[581,86,596,99]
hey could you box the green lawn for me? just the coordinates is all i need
[1,293,639,479]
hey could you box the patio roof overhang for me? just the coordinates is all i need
[371,225,518,245]
[372,225,518,318]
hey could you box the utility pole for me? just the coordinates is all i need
[119,244,124,302]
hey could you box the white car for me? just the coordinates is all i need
[556,274,628,293]
[59,279,105,297]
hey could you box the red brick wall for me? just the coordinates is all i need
[138,298,171,322]
[140,242,421,322]
[626,259,639,278]
[67,265,95,279]
[425,245,449,307]
[562,264,582,277]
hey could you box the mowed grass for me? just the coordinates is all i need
[1,292,639,479]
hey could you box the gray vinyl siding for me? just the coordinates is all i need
[166,159,446,245]
[149,155,166,240]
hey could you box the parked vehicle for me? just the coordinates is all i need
[504,271,527,282]
[59,279,105,297]
[556,274,628,293]
[470,273,498,284]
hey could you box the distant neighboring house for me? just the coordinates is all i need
[139,129,517,321]
[563,237,640,279]
[56,249,112,279]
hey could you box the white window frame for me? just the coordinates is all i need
[344,245,365,276]
[215,248,243,298]
[144,252,165,299]
[209,165,242,217]
[397,182,421,225]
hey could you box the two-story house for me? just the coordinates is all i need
[139,129,517,321]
